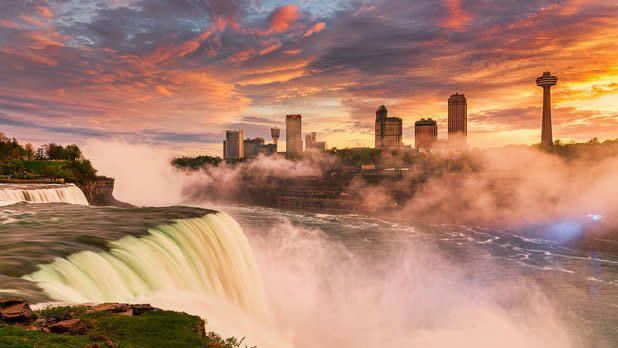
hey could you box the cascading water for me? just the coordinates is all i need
[21,211,289,347]
[24,212,269,319]
[0,184,89,205]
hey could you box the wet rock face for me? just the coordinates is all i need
[0,299,34,323]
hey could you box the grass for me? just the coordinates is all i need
[0,307,253,348]
[21,160,66,174]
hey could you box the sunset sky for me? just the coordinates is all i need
[1,0,617,155]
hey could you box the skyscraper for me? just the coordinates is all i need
[415,118,437,151]
[448,93,467,146]
[223,129,243,160]
[536,72,558,146]
[374,105,403,149]
[286,114,302,154]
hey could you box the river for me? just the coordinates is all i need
[0,184,616,347]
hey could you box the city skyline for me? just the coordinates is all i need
[1,1,617,156]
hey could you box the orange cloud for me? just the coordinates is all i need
[144,18,225,65]
[226,48,257,63]
[303,22,326,37]
[268,5,300,33]
[0,20,21,30]
[259,39,282,55]
[441,0,472,30]
[20,30,65,48]
[283,49,302,55]
[19,15,49,29]
[36,6,54,18]
[156,85,175,97]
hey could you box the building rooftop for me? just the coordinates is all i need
[449,93,467,101]
[415,118,437,126]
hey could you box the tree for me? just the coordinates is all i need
[64,144,82,161]
[46,143,65,160]
[24,143,34,160]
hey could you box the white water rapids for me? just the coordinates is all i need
[0,184,89,205]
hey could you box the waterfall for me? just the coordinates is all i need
[0,184,89,205]
[23,212,272,324]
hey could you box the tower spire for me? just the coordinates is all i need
[536,72,558,146]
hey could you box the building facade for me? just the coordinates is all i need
[223,129,244,160]
[243,138,265,158]
[374,105,403,149]
[415,118,438,151]
[286,114,303,154]
[448,93,467,146]
[261,143,277,156]
[305,132,326,152]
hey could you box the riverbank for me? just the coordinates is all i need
[0,299,248,348]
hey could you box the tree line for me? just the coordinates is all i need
[0,133,83,161]
[0,133,96,183]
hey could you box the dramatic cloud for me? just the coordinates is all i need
[0,0,617,153]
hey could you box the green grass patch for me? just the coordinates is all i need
[0,325,89,348]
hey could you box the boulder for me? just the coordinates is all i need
[0,299,34,323]
[49,318,90,335]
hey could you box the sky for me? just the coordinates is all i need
[1,0,617,156]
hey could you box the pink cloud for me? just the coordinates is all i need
[441,0,472,30]
[303,22,326,37]
[0,20,21,30]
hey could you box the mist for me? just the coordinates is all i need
[82,140,203,206]
[80,141,616,347]
[247,219,583,348]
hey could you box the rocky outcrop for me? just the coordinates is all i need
[0,299,34,322]
[77,176,133,207]
[0,299,157,333]
[49,318,90,335]
[89,303,155,316]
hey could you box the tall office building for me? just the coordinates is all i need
[374,105,403,149]
[536,72,558,146]
[286,114,303,154]
[415,118,438,151]
[243,137,265,158]
[448,93,467,146]
[223,129,244,160]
